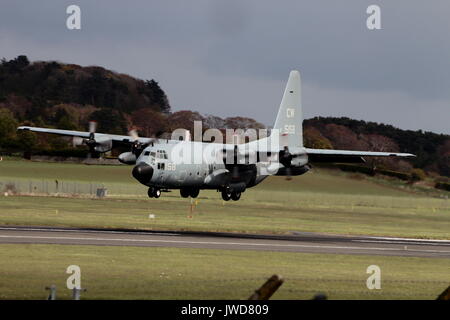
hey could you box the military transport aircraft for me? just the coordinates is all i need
[18,71,415,201]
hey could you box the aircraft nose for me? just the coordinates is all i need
[132,163,154,184]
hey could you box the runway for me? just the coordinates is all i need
[0,226,449,258]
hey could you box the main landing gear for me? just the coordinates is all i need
[221,188,241,201]
[180,188,200,198]
[147,187,161,198]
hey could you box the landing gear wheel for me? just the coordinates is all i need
[189,188,199,198]
[221,189,232,201]
[180,189,190,198]
[148,187,161,198]
[231,192,241,201]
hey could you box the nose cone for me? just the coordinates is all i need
[132,163,154,184]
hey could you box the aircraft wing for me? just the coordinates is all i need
[304,148,415,163]
[17,126,153,144]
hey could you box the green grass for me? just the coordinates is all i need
[0,159,448,300]
[0,192,449,239]
[0,157,430,196]
[0,244,448,300]
[0,158,449,239]
[0,157,135,184]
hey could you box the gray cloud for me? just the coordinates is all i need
[0,0,449,134]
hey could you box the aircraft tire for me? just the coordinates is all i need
[231,192,241,201]
[221,190,231,201]
[190,188,199,198]
[153,188,161,198]
[180,189,190,198]
[147,188,154,198]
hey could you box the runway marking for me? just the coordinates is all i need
[364,236,450,243]
[1,227,449,244]
[1,235,449,255]
[353,240,450,246]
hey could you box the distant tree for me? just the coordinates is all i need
[16,130,37,152]
[144,80,170,112]
[90,108,128,134]
[411,168,426,181]
[303,127,332,149]
[130,108,168,137]
[320,123,368,150]
[437,139,450,177]
[224,117,265,130]
[167,110,204,134]
[0,108,18,149]
[203,114,226,129]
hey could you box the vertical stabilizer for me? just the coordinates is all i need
[273,70,303,148]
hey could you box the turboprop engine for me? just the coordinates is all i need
[88,136,113,153]
[118,151,137,165]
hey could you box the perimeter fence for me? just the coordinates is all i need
[0,179,107,197]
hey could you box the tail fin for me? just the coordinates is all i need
[273,70,303,149]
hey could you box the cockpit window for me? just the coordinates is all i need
[155,150,168,159]
[144,151,150,156]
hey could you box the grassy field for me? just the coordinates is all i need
[0,244,448,300]
[0,159,448,300]
[0,158,449,239]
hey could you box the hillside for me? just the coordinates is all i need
[0,55,448,180]
[304,117,450,177]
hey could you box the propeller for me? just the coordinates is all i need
[128,129,147,156]
[73,121,114,158]
[118,128,154,165]
[279,133,293,180]
[85,121,98,158]
[72,121,96,148]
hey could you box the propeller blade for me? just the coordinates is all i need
[129,129,139,141]
[285,167,292,181]
[72,137,84,147]
[89,121,97,134]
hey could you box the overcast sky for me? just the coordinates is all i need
[1,0,449,134]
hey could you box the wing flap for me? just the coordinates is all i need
[308,154,366,163]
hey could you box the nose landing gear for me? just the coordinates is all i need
[148,187,161,198]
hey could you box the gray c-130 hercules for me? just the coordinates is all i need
[18,71,415,201]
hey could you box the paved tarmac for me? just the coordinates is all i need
[0,226,449,258]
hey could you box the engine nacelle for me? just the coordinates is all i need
[93,136,113,153]
[118,152,137,165]
[275,164,311,176]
